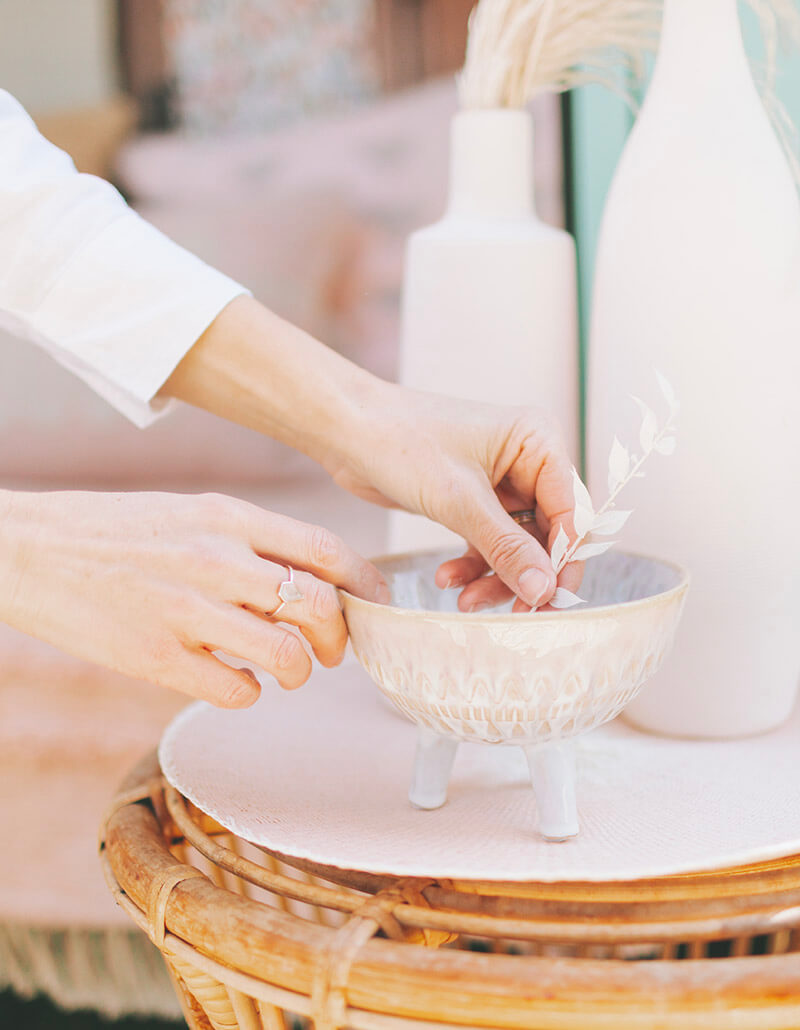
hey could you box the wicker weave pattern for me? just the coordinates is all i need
[100,752,800,1030]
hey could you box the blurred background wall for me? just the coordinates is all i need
[0,0,118,111]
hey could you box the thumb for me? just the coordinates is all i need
[454,488,557,608]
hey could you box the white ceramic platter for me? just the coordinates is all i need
[159,660,800,882]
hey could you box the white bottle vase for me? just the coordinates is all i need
[389,109,579,553]
[588,0,800,737]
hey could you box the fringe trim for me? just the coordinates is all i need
[0,923,182,1020]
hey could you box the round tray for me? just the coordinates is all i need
[159,660,800,882]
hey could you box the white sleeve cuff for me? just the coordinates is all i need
[28,211,250,428]
[0,89,249,427]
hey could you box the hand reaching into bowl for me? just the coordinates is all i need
[164,296,583,617]
[326,388,583,612]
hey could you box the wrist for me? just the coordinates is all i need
[317,367,398,477]
[162,295,389,470]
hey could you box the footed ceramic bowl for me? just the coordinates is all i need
[340,549,688,841]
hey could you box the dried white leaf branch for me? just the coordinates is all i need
[546,371,679,609]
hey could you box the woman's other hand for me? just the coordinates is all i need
[0,490,388,707]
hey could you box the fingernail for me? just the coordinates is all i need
[518,568,553,608]
[374,582,392,604]
[468,601,492,613]
[445,576,465,590]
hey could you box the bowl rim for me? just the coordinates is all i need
[339,547,690,622]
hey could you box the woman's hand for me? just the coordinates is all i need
[327,385,583,612]
[162,296,582,609]
[0,490,388,707]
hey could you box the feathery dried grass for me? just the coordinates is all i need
[459,0,661,108]
[459,0,800,183]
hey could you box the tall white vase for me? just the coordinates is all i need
[588,0,800,737]
[389,109,579,553]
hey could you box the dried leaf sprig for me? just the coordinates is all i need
[547,372,679,610]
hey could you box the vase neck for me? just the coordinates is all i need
[446,109,535,219]
[658,0,749,81]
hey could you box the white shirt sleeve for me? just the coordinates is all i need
[0,89,249,427]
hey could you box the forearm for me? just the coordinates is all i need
[161,295,387,473]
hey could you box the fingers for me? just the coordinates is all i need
[160,648,263,709]
[447,513,585,611]
[444,482,556,607]
[435,546,487,591]
[435,545,512,612]
[435,516,587,612]
[237,505,390,603]
[434,430,589,609]
[224,561,347,668]
[555,558,583,595]
[529,452,582,563]
[443,555,582,614]
[259,571,347,668]
[150,596,324,705]
[273,572,347,668]
[436,497,587,611]
[457,573,514,612]
[548,517,584,596]
[191,602,314,691]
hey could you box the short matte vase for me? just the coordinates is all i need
[588,0,800,737]
[389,109,579,552]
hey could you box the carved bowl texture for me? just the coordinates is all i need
[340,550,689,745]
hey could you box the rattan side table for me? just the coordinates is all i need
[101,752,800,1030]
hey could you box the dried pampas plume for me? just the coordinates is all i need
[458,0,661,109]
[459,0,800,181]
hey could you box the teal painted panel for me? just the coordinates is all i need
[567,80,633,469]
[569,83,633,343]
[740,3,800,146]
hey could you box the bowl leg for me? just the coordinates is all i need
[523,740,579,841]
[408,727,458,810]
